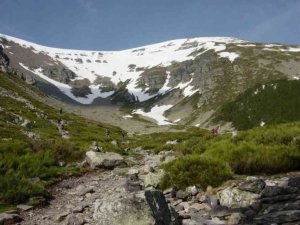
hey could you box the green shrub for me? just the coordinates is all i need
[160,155,232,190]
[203,137,300,175]
[215,80,300,130]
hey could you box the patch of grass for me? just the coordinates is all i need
[0,71,125,206]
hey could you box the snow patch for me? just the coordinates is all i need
[173,118,181,123]
[218,52,239,62]
[123,115,133,119]
[183,85,198,97]
[133,105,173,125]
[260,121,265,127]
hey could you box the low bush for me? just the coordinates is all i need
[160,155,232,190]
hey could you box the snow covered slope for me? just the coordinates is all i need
[1,33,299,127]
[0,34,250,104]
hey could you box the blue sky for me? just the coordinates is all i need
[0,0,299,50]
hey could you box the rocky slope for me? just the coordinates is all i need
[2,147,299,225]
[1,34,299,129]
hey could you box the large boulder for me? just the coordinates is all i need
[93,192,155,225]
[145,189,180,225]
[217,187,260,208]
[85,151,124,169]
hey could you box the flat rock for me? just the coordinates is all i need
[16,204,33,211]
[85,151,124,169]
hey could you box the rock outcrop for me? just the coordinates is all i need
[85,151,124,169]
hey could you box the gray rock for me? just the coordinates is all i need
[127,168,139,175]
[16,204,33,211]
[208,195,219,208]
[21,119,34,128]
[93,193,155,225]
[25,74,36,85]
[85,151,124,169]
[227,212,244,225]
[176,190,191,200]
[238,179,265,193]
[144,169,165,188]
[186,186,199,196]
[217,187,260,208]
[64,213,85,225]
[145,189,180,225]
[79,187,94,196]
[56,211,70,222]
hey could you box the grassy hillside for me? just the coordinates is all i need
[214,79,300,130]
[0,71,125,209]
[131,122,300,190]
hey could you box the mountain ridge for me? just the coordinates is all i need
[1,33,299,130]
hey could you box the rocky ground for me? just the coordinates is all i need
[1,147,300,225]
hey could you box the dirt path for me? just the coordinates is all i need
[19,149,167,225]
[20,170,127,225]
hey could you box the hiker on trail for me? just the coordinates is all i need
[105,128,111,137]
[121,131,126,140]
[59,107,63,115]
[211,126,220,136]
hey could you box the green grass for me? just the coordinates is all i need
[0,71,125,206]
[133,121,300,190]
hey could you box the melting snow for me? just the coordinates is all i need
[1,33,248,104]
[19,63,114,104]
[133,105,173,125]
[218,52,239,62]
[173,118,181,123]
[122,115,133,119]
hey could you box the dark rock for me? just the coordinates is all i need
[125,181,143,192]
[238,179,265,193]
[0,213,22,224]
[145,189,180,225]
[260,194,298,204]
[254,210,300,224]
[288,176,300,188]
[261,186,287,197]
[261,200,300,214]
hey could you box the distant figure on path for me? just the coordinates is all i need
[59,107,63,115]
[211,126,220,136]
[105,128,111,137]
[121,131,126,140]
